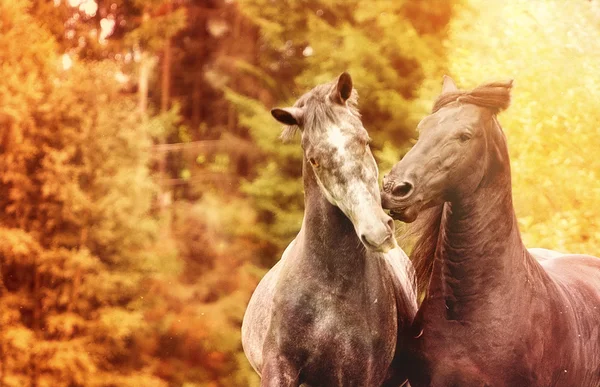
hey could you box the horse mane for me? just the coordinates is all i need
[406,79,513,294]
[280,123,301,143]
[432,80,513,114]
[399,204,445,295]
[280,82,360,143]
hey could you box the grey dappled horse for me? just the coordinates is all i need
[381,76,600,387]
[242,73,418,387]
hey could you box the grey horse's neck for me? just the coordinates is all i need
[299,158,367,280]
[427,160,535,321]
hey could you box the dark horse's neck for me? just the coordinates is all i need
[427,132,540,320]
[299,158,367,279]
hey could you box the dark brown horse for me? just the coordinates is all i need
[381,76,600,387]
[242,73,418,387]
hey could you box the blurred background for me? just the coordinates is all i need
[0,0,599,386]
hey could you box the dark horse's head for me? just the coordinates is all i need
[381,76,513,223]
[271,72,395,252]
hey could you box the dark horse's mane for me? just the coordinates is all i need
[404,80,513,294]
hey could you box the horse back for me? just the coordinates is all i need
[540,253,600,292]
[539,253,600,386]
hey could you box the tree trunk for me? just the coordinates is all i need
[30,263,40,387]
[138,52,151,117]
[227,7,242,133]
[68,226,87,314]
[161,20,172,113]
[0,338,4,387]
[138,11,152,117]
[191,71,202,133]
[0,254,5,387]
[159,0,174,236]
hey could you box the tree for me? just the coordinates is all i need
[0,2,173,385]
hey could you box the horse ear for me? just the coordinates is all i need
[441,75,458,94]
[332,72,353,104]
[271,107,303,126]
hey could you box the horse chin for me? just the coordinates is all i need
[361,236,395,253]
[376,235,395,254]
[389,205,419,223]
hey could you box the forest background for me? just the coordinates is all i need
[1,0,599,386]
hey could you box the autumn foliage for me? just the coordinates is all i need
[0,0,598,386]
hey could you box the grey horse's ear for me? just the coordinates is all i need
[332,72,353,104]
[441,75,458,93]
[271,107,303,126]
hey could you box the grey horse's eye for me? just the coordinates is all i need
[361,137,371,148]
[309,157,320,168]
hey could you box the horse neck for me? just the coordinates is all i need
[299,158,367,276]
[428,156,533,319]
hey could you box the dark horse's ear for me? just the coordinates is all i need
[271,107,303,126]
[332,72,353,104]
[441,75,458,94]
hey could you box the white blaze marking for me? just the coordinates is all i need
[327,125,349,156]
[322,125,382,227]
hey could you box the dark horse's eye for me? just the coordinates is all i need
[309,157,319,167]
[459,132,472,142]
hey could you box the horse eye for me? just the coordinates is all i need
[309,157,320,167]
[459,132,472,142]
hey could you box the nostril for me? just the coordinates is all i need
[392,181,414,198]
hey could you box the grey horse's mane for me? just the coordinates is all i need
[280,80,360,143]
[403,80,513,294]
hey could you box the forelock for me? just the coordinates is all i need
[432,80,513,114]
[280,79,361,143]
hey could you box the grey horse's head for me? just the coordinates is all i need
[271,72,395,252]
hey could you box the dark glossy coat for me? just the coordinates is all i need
[382,77,600,387]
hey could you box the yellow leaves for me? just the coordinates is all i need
[42,340,98,385]
[0,227,41,265]
[374,140,406,178]
[4,326,34,352]
[45,313,87,338]
[98,308,145,343]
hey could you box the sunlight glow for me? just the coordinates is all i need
[80,0,98,17]
[68,0,98,17]
[115,71,129,84]
[100,17,116,44]
[61,54,73,70]
[302,46,314,57]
